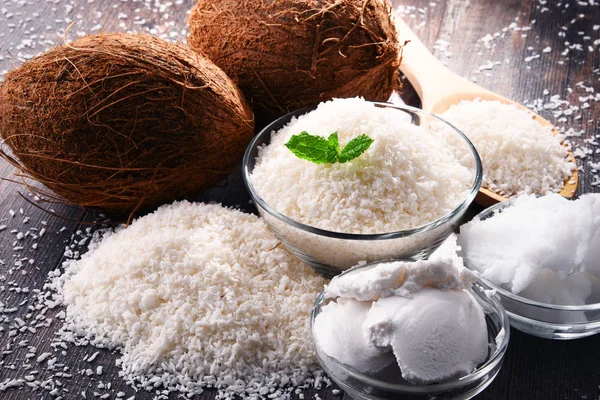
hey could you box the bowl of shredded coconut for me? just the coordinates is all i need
[243,98,483,276]
[458,193,600,339]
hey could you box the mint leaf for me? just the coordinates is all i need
[284,131,338,164]
[327,132,339,153]
[285,131,374,164]
[338,134,375,163]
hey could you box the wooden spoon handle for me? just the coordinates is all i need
[395,19,451,106]
[396,18,478,112]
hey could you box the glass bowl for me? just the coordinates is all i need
[309,264,510,400]
[242,102,483,277]
[463,201,600,340]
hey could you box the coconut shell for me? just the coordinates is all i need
[0,33,254,215]
[188,0,401,124]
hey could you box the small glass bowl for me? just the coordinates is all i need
[242,102,482,277]
[309,265,510,400]
[464,201,600,340]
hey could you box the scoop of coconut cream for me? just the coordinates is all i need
[314,242,488,384]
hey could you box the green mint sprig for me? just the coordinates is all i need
[284,131,374,164]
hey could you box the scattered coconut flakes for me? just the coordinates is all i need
[1,0,599,397]
[0,198,332,399]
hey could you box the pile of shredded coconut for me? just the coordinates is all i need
[251,97,473,234]
[51,201,327,399]
[430,99,576,197]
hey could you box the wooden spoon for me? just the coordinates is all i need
[395,18,578,207]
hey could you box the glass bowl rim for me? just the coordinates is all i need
[309,260,511,394]
[242,101,483,241]
[466,200,600,312]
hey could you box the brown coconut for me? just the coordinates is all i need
[0,33,254,215]
[188,0,401,124]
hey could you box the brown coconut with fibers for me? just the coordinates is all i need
[188,0,401,124]
[0,33,254,215]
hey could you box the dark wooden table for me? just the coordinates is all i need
[1,0,599,399]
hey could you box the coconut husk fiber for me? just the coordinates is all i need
[188,0,401,125]
[0,33,254,215]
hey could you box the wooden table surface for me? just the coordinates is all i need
[1,0,599,399]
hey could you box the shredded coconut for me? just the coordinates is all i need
[431,99,576,197]
[251,97,472,234]
[51,201,326,399]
